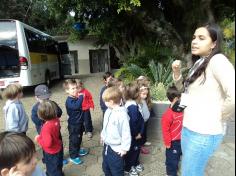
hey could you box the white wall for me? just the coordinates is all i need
[69,38,109,75]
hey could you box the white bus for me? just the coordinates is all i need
[0,19,70,89]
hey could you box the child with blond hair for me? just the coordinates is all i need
[101,86,131,176]
[2,83,28,134]
[63,79,86,165]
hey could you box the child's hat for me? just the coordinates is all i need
[34,84,51,99]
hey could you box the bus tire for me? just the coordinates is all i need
[45,72,51,87]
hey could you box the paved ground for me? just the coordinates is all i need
[0,73,235,176]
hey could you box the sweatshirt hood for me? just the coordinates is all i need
[3,99,20,111]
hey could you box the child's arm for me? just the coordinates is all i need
[127,105,141,138]
[35,126,53,148]
[120,113,131,156]
[161,109,172,148]
[87,90,95,110]
[66,95,84,110]
[6,106,20,132]
[31,104,44,126]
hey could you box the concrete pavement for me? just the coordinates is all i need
[0,73,234,176]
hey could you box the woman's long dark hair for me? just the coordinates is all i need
[186,23,223,85]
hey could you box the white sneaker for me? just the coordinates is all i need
[129,166,139,176]
[135,164,144,173]
[144,141,151,146]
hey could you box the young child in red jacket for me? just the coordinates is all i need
[161,85,183,176]
[35,100,64,176]
[76,79,95,138]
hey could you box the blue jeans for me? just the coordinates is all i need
[102,145,124,176]
[83,110,93,133]
[181,127,223,176]
[165,140,182,176]
[68,124,84,159]
[44,149,64,176]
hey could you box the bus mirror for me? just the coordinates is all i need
[59,42,69,54]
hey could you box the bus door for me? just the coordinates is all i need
[58,42,72,76]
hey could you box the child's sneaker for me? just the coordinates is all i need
[135,164,144,173]
[63,159,68,165]
[129,166,139,176]
[87,132,93,138]
[69,157,83,165]
[144,141,151,146]
[79,148,89,156]
[124,171,129,176]
[141,146,150,154]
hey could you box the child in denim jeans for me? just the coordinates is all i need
[161,86,183,176]
[75,79,94,138]
[101,86,131,176]
[124,82,145,176]
[2,83,28,134]
[63,79,88,165]
[35,100,64,176]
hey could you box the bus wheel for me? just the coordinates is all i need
[45,72,51,87]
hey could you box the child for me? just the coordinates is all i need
[161,86,183,176]
[101,86,131,176]
[138,84,151,155]
[137,76,152,151]
[0,131,46,176]
[35,100,64,176]
[75,79,94,138]
[31,84,62,134]
[99,71,114,115]
[63,79,87,165]
[124,82,145,176]
[31,84,68,165]
[2,83,28,134]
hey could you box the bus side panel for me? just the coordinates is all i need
[15,21,33,87]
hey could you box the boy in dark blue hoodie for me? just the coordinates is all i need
[99,71,114,115]
[31,84,62,134]
[124,82,145,176]
[63,79,88,165]
[31,84,68,165]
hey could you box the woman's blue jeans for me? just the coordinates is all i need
[181,127,223,176]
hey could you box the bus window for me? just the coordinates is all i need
[0,21,20,78]
[0,21,18,49]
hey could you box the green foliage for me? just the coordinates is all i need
[115,57,174,102]
[150,82,168,101]
[220,17,235,66]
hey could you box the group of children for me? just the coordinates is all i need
[0,78,94,176]
[0,71,184,176]
[100,72,183,176]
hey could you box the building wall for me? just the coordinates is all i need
[69,38,109,75]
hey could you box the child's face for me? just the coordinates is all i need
[77,85,82,92]
[66,84,78,97]
[15,153,38,176]
[105,76,113,86]
[17,92,23,99]
[105,100,115,109]
[140,89,148,100]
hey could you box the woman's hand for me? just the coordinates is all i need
[172,60,182,79]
